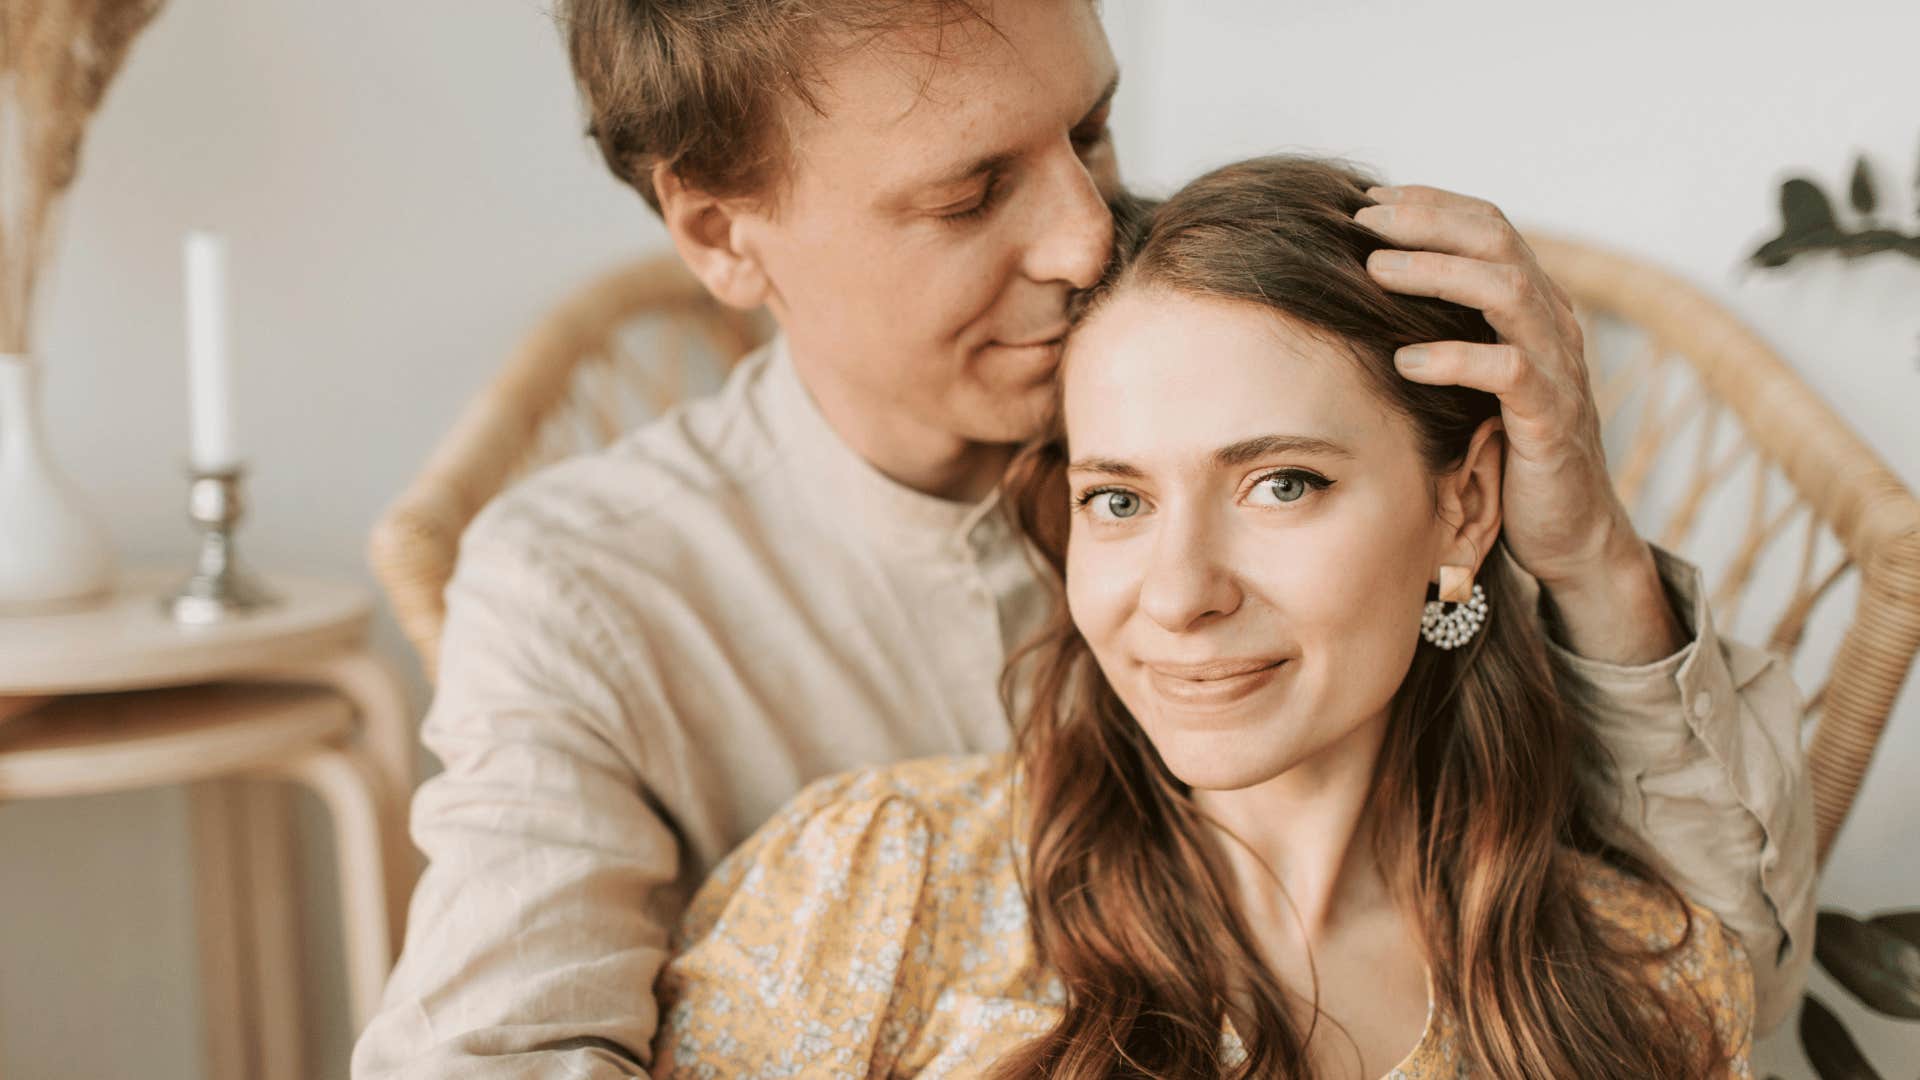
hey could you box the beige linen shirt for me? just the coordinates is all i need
[352,339,1812,1079]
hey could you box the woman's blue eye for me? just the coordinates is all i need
[1100,491,1141,518]
[1265,475,1306,502]
[1250,470,1330,506]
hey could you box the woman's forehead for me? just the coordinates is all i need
[1061,290,1395,462]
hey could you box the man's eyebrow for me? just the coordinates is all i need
[1215,434,1354,467]
[917,151,1016,194]
[901,72,1122,194]
[1079,72,1121,128]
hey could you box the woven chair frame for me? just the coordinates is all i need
[1529,234,1919,865]
[371,243,1919,865]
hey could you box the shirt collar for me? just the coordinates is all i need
[756,334,1008,555]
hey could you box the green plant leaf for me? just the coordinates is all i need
[1751,178,1846,268]
[1815,909,1920,1019]
[1782,177,1843,239]
[1871,909,1920,948]
[1800,995,1883,1080]
[1850,156,1878,215]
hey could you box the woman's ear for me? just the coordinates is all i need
[654,163,771,311]
[1435,416,1505,587]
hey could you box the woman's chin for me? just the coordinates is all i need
[1154,730,1302,793]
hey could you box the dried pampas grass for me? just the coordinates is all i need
[0,0,169,354]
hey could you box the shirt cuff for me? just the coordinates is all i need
[1532,543,1737,777]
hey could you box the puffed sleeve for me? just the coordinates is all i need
[651,772,937,1078]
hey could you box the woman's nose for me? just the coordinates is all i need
[1135,512,1243,633]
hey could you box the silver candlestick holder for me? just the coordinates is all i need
[162,465,279,624]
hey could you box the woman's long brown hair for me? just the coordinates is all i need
[990,156,1733,1078]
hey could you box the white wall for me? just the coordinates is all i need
[1,1,1914,1077]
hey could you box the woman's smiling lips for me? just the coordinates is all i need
[1142,657,1290,708]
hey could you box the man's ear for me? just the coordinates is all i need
[1436,416,1506,582]
[653,163,771,311]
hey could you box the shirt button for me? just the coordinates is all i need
[1690,691,1714,720]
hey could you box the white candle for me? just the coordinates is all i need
[184,230,237,472]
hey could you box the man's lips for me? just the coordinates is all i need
[991,329,1068,349]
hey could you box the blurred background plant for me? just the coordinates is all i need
[1750,141,1920,271]
[1795,907,1920,1079]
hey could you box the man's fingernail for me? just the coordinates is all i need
[1358,205,1396,226]
[1371,250,1410,272]
[1398,346,1429,369]
[1369,186,1403,203]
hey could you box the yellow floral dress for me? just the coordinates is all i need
[651,755,1752,1078]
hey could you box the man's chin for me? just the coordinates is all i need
[981,338,1066,378]
[956,378,1055,444]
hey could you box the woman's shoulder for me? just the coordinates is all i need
[1569,853,1747,959]
[786,751,1019,829]
[655,753,1031,1075]
[767,751,1021,870]
[679,753,1019,936]
[1567,852,1756,1060]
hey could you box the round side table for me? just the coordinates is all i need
[0,568,417,1080]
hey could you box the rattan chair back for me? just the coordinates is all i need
[1531,234,1919,863]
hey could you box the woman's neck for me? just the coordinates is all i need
[1192,711,1397,942]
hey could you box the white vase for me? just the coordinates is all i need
[0,353,118,613]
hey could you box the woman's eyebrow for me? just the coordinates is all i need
[1066,456,1145,479]
[1068,435,1352,478]
[1214,434,1354,467]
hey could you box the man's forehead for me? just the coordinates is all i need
[782,1,1117,184]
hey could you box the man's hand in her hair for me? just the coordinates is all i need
[1355,186,1682,665]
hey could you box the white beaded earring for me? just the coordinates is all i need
[1421,565,1489,650]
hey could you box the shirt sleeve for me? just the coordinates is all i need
[1541,543,1814,1037]
[650,774,936,1078]
[351,520,682,1079]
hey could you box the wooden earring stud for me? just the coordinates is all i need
[1438,564,1474,604]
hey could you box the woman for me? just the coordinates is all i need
[648,157,1752,1078]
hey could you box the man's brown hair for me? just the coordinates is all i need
[559,0,989,214]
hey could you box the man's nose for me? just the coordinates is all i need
[1135,508,1242,633]
[1023,148,1113,291]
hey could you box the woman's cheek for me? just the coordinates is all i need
[1066,532,1138,651]
[1286,507,1426,638]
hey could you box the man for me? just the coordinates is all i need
[353,2,1811,1075]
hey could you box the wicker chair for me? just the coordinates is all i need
[369,243,1920,865]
